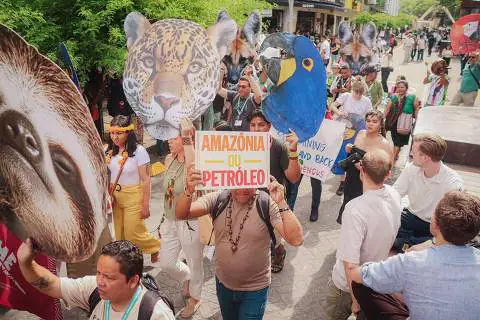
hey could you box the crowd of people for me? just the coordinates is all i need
[16,26,480,320]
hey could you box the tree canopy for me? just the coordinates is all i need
[353,12,416,29]
[400,0,461,19]
[0,0,272,84]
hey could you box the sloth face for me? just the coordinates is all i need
[0,25,108,262]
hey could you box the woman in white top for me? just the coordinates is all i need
[329,80,373,196]
[106,115,160,262]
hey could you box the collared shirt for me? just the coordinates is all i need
[394,162,464,222]
[332,186,402,292]
[361,245,480,320]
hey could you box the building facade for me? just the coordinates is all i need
[385,0,401,16]
[265,0,357,36]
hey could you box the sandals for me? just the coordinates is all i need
[181,298,201,318]
[271,244,287,273]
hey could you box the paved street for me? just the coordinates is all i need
[1,45,467,320]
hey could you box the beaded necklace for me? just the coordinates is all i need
[225,195,256,253]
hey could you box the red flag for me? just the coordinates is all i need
[0,224,62,320]
[451,14,480,55]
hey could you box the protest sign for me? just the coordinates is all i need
[195,131,270,190]
[0,225,62,320]
[270,119,345,181]
[298,120,345,181]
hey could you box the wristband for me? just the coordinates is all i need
[288,151,299,159]
[182,136,193,145]
[279,207,291,213]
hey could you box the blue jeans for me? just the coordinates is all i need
[286,175,322,211]
[393,209,432,252]
[216,277,269,320]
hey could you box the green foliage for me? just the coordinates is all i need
[400,0,461,19]
[354,12,416,29]
[0,0,272,84]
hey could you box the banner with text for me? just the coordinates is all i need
[195,131,270,190]
[271,119,345,182]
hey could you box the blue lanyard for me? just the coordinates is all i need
[104,286,142,320]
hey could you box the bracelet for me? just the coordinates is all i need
[279,207,291,213]
[182,136,193,145]
[288,151,299,159]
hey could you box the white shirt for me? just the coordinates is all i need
[321,40,331,60]
[60,276,175,320]
[394,162,464,222]
[335,93,372,120]
[332,185,402,292]
[108,145,150,186]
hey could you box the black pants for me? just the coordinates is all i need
[417,49,424,61]
[352,282,409,320]
[410,49,417,61]
[427,44,434,56]
[381,67,391,93]
[393,209,432,252]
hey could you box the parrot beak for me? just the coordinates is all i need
[259,32,297,86]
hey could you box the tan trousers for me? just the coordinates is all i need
[113,184,160,254]
[451,91,478,106]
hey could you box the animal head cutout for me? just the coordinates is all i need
[338,22,379,76]
[0,24,108,262]
[260,33,327,142]
[217,10,262,89]
[123,12,237,140]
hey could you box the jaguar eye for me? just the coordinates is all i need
[302,58,314,72]
[189,62,203,74]
[142,57,155,69]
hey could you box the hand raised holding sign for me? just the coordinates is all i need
[181,118,195,167]
[186,164,204,195]
[268,176,287,206]
[286,129,299,152]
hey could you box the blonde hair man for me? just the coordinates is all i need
[393,133,464,252]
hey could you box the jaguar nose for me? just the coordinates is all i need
[154,95,180,114]
[0,110,42,164]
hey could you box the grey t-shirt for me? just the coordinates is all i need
[227,90,259,131]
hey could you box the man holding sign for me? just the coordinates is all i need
[175,168,304,320]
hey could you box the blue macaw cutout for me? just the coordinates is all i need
[260,33,327,143]
[331,113,366,175]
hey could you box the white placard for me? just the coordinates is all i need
[195,131,270,190]
[270,119,345,181]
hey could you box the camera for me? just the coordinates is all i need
[339,145,366,170]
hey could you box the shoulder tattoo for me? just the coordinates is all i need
[31,276,50,289]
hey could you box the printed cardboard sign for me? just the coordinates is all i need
[298,120,345,181]
[270,119,345,181]
[195,131,270,190]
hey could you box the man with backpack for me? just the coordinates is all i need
[175,170,304,320]
[17,240,175,320]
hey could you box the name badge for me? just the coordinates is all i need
[234,120,242,127]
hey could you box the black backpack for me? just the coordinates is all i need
[87,273,174,319]
[211,190,276,247]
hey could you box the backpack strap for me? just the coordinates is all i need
[211,190,231,221]
[256,190,276,247]
[138,290,175,320]
[87,288,101,317]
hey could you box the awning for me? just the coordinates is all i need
[270,0,348,11]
